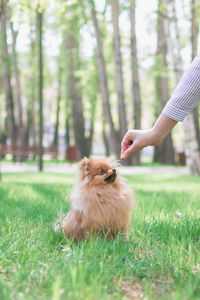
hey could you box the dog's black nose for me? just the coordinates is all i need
[112,169,116,173]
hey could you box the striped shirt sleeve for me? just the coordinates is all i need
[162,54,200,122]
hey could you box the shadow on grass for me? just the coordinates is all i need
[0,182,71,223]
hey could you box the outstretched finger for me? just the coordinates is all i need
[121,142,137,159]
[121,132,133,157]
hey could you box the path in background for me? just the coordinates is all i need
[1,162,190,175]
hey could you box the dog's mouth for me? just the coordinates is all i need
[104,172,116,184]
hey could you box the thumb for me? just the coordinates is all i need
[121,142,137,159]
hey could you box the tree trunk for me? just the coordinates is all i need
[91,1,120,158]
[66,33,90,158]
[171,0,200,174]
[53,66,62,147]
[102,118,110,157]
[37,10,43,171]
[170,0,183,83]
[0,0,4,18]
[10,20,28,161]
[184,113,200,174]
[88,95,97,156]
[27,26,37,149]
[191,0,200,149]
[154,0,175,164]
[10,22,23,128]
[0,0,16,147]
[111,0,127,138]
[191,0,199,60]
[65,118,70,148]
[65,87,71,151]
[183,0,200,174]
[130,0,141,166]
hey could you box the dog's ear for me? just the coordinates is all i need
[79,157,90,177]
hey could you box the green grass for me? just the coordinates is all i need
[1,157,182,167]
[1,173,200,299]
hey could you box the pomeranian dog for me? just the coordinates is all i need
[60,157,133,241]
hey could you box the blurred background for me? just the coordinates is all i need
[0,0,200,174]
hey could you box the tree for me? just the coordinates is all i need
[10,22,23,130]
[53,65,62,147]
[182,0,200,174]
[66,32,89,157]
[190,0,200,149]
[170,0,200,174]
[26,24,37,149]
[65,77,72,150]
[130,0,141,165]
[154,0,175,164]
[10,18,28,161]
[37,8,43,171]
[0,0,16,148]
[66,11,96,157]
[111,0,127,138]
[91,0,120,158]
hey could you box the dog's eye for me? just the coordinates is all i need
[99,169,106,175]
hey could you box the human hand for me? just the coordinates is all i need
[120,128,160,160]
[120,114,178,160]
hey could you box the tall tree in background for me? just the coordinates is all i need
[65,76,72,150]
[190,0,200,147]
[0,0,3,18]
[66,27,96,157]
[110,0,135,165]
[130,0,141,165]
[53,65,62,147]
[37,8,43,171]
[26,25,37,148]
[10,19,27,160]
[167,0,200,174]
[111,0,127,138]
[91,0,121,158]
[10,22,23,131]
[182,0,200,175]
[57,0,97,158]
[0,0,16,148]
[169,0,183,83]
[154,0,175,164]
[78,55,99,157]
[66,32,88,157]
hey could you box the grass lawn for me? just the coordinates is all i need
[0,158,181,167]
[0,172,200,300]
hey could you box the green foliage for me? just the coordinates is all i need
[9,0,49,23]
[0,0,198,161]
[55,0,86,34]
[153,53,170,79]
[1,173,200,299]
[76,55,99,122]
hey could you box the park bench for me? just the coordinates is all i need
[0,144,58,159]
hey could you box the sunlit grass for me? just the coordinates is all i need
[0,173,200,299]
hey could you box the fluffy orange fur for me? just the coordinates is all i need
[62,157,133,241]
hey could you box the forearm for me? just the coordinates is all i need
[162,54,200,122]
[152,114,178,144]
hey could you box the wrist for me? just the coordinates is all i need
[152,114,178,145]
[149,127,163,145]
